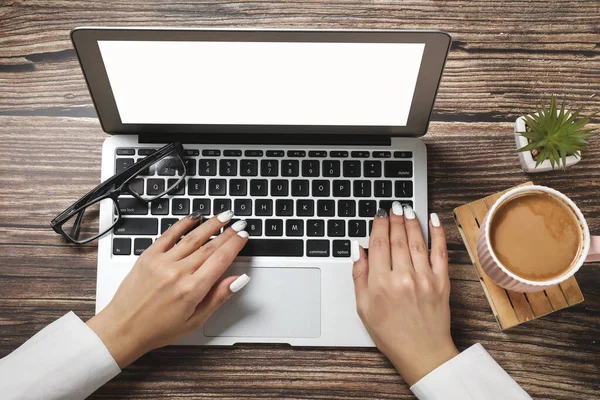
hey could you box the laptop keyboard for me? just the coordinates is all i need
[112,147,414,258]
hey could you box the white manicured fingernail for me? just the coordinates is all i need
[404,205,416,219]
[351,240,360,262]
[231,220,247,232]
[237,230,249,238]
[392,201,403,216]
[230,274,250,293]
[430,213,441,227]
[217,210,234,223]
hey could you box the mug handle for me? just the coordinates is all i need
[587,236,600,262]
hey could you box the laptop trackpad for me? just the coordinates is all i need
[204,267,321,338]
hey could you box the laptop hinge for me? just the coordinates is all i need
[138,133,392,146]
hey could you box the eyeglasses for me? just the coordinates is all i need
[51,142,186,244]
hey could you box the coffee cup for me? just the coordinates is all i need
[477,185,600,292]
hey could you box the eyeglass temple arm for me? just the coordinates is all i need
[68,209,84,240]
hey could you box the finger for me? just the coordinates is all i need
[403,204,431,275]
[185,274,251,330]
[368,208,391,280]
[389,201,414,274]
[166,210,235,260]
[178,220,247,274]
[191,231,249,295]
[429,213,450,287]
[351,241,369,298]
[151,210,205,253]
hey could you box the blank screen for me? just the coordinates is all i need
[98,40,425,126]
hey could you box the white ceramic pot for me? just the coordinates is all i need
[514,114,581,173]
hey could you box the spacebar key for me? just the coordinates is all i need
[114,218,158,235]
[238,239,304,257]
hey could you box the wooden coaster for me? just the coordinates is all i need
[453,181,584,330]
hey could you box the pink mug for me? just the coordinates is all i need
[477,185,600,292]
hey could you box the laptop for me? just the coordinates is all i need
[71,28,451,346]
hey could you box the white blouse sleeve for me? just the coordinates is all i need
[410,343,532,400]
[0,312,121,400]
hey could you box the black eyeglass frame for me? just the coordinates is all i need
[50,142,186,244]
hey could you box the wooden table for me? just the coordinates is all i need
[1,1,599,399]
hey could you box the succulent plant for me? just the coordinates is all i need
[517,96,596,169]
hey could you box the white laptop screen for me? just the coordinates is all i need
[97,40,425,127]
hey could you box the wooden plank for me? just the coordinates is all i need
[545,286,569,310]
[560,276,585,306]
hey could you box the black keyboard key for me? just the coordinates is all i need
[309,151,327,157]
[117,198,148,215]
[114,218,158,235]
[343,161,361,177]
[116,148,135,156]
[275,199,294,216]
[394,151,413,158]
[266,150,284,157]
[224,149,242,157]
[327,220,345,237]
[184,159,196,176]
[133,238,152,255]
[139,164,156,176]
[312,180,330,197]
[172,198,190,215]
[332,180,351,197]
[291,180,309,196]
[364,160,382,177]
[317,200,335,217]
[286,219,304,236]
[307,240,329,257]
[192,199,211,215]
[214,199,231,214]
[271,180,289,196]
[245,219,262,236]
[353,180,371,197]
[151,198,169,215]
[250,179,268,196]
[208,179,227,196]
[265,219,284,236]
[330,151,348,158]
[167,178,185,195]
[384,161,413,178]
[123,178,144,196]
[116,158,134,174]
[241,159,259,176]
[161,218,179,234]
[337,200,356,217]
[373,151,391,158]
[234,199,252,216]
[374,180,392,197]
[245,150,263,157]
[369,220,374,235]
[351,151,370,158]
[113,238,131,255]
[302,160,320,177]
[138,148,157,156]
[199,159,217,176]
[188,179,206,195]
[297,199,315,216]
[147,179,165,196]
[307,220,325,236]
[281,160,300,176]
[157,160,177,176]
[395,180,413,198]
[220,159,237,176]
[229,179,247,196]
[255,199,273,216]
[261,159,279,176]
[359,200,377,217]
[379,200,413,211]
[202,149,221,156]
[322,160,341,177]
[238,239,303,257]
[332,240,351,257]
[287,150,306,157]
[184,149,200,157]
[349,220,367,237]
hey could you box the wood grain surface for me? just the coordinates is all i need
[1,1,599,399]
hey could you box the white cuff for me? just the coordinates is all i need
[410,343,532,400]
[0,312,121,400]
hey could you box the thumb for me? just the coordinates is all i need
[352,242,369,299]
[186,274,250,329]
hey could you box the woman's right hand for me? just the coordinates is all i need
[352,202,458,386]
